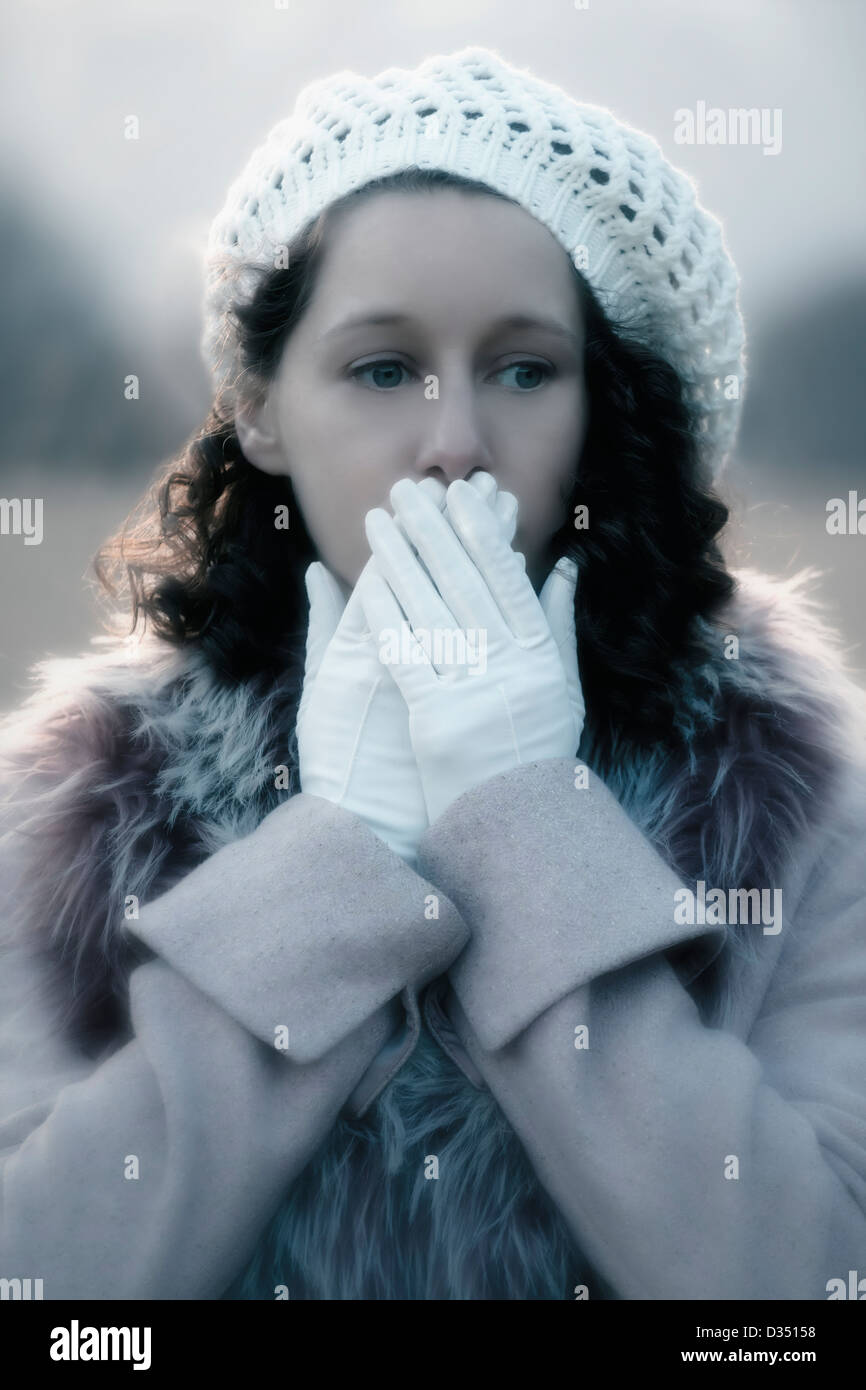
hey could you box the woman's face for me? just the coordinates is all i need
[237,188,589,593]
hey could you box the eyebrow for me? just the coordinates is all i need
[321,310,581,348]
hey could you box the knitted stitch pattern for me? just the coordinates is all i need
[201,45,745,478]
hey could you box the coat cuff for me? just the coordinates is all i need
[415,759,726,1053]
[127,791,469,1065]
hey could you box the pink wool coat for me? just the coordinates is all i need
[0,566,865,1300]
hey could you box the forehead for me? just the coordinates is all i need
[305,188,584,334]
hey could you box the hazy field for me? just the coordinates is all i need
[1,456,862,717]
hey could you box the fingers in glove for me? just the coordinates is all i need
[391,472,516,544]
[493,489,519,546]
[538,556,579,622]
[316,476,506,650]
[364,504,461,636]
[303,561,349,679]
[354,563,440,697]
[539,558,578,672]
[466,470,497,505]
[415,477,447,510]
[465,475,519,547]
[434,479,545,645]
[384,478,510,637]
[333,562,380,644]
[539,557,584,734]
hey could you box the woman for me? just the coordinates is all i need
[1,45,865,1302]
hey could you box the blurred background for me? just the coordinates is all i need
[1,0,864,712]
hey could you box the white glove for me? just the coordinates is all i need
[296,473,518,863]
[357,477,584,825]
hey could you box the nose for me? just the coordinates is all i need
[410,375,494,487]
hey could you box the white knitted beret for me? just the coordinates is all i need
[202,45,745,479]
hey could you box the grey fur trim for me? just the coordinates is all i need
[1,566,863,1297]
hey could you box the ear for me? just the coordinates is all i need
[234,391,289,477]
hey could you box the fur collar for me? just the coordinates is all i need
[1,564,864,1298]
[0,565,863,1048]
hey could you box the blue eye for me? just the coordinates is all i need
[350,360,412,389]
[349,359,554,391]
[497,362,554,390]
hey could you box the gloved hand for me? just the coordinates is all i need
[296,473,519,865]
[357,477,584,825]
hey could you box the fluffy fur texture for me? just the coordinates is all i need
[1,565,864,1299]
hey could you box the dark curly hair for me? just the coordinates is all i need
[93,166,734,747]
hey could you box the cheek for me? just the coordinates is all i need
[279,406,370,527]
[287,383,408,485]
[513,442,578,537]
[288,457,378,581]
[513,385,583,456]
[539,403,584,516]
[284,389,357,459]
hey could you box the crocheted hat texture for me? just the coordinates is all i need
[201,45,745,479]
